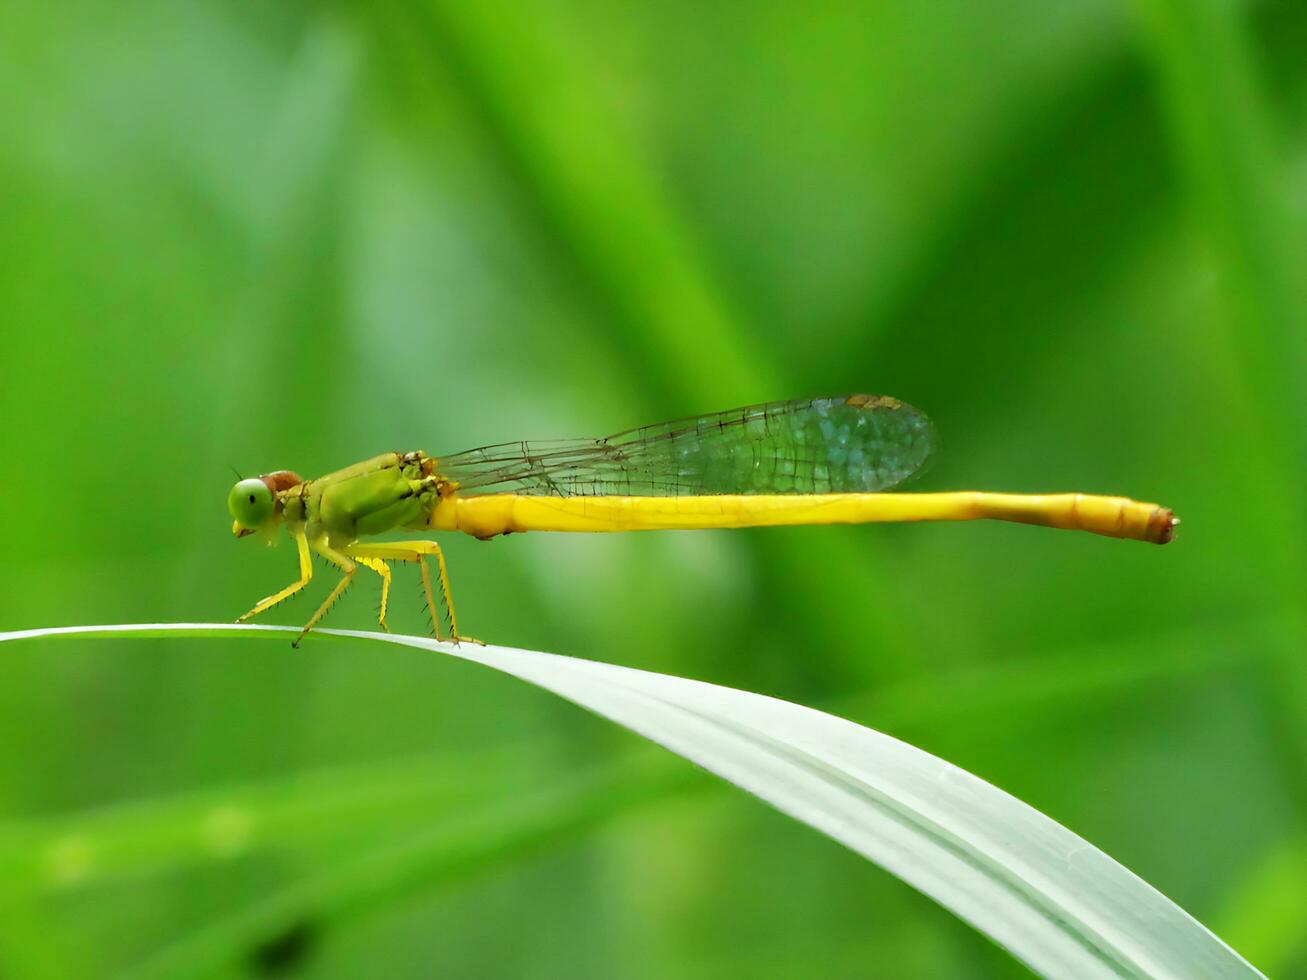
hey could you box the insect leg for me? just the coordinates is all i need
[354,556,393,632]
[295,540,357,647]
[347,541,480,645]
[237,530,313,623]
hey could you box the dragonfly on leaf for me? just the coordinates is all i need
[226,394,1177,645]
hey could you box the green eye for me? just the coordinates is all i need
[228,478,274,528]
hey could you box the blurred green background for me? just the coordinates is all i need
[2,0,1305,976]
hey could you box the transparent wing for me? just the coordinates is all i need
[434,395,937,497]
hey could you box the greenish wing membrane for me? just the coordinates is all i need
[436,396,937,497]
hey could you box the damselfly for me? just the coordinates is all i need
[226,395,1176,644]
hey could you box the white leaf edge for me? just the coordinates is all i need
[0,623,1262,979]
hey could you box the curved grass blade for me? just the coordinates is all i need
[121,758,693,980]
[0,624,1263,979]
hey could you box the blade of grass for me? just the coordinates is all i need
[0,746,570,896]
[1129,0,1307,820]
[405,0,767,402]
[1129,0,1307,546]
[0,610,1276,898]
[119,756,693,980]
[0,624,1265,978]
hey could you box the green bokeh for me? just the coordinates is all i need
[1,0,1305,976]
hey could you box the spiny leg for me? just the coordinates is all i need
[346,542,445,641]
[417,557,443,641]
[295,540,357,647]
[346,540,480,645]
[238,530,313,623]
[356,556,392,632]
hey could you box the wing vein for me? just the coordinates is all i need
[435,395,936,498]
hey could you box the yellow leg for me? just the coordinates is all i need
[417,558,443,641]
[238,530,313,623]
[295,540,357,648]
[356,556,392,632]
[346,541,481,645]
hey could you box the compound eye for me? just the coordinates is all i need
[228,478,274,529]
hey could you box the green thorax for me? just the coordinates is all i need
[290,452,442,545]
